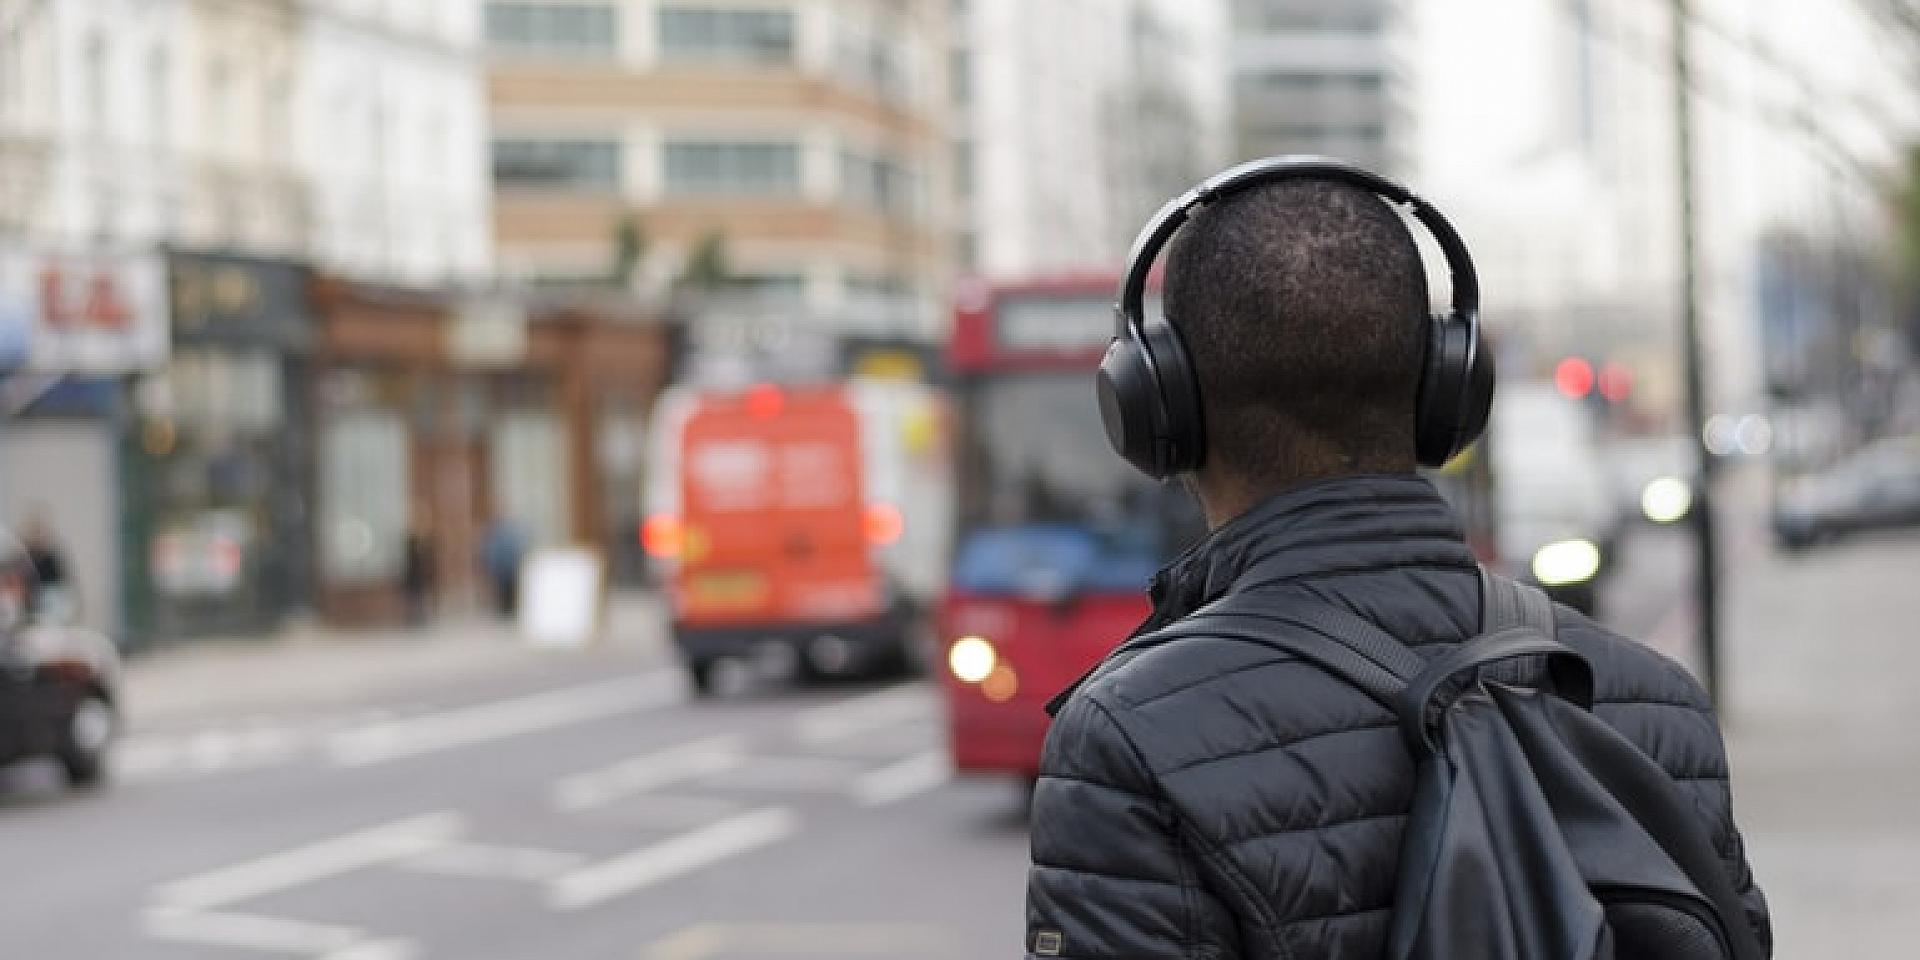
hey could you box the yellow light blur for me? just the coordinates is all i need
[1641,477,1693,524]
[981,664,1019,703]
[948,636,997,684]
[1533,539,1602,587]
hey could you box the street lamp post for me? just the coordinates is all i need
[1671,0,1723,703]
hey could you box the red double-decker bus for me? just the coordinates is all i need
[938,277,1205,780]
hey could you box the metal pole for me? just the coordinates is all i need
[1671,0,1722,702]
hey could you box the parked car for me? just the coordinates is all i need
[0,564,120,787]
[1773,438,1920,550]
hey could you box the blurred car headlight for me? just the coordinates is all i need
[1533,539,1601,586]
[948,636,997,684]
[1641,477,1693,524]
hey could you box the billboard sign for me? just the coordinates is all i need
[0,250,169,373]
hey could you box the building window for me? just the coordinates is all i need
[840,149,919,218]
[485,2,618,57]
[319,411,410,584]
[149,49,170,149]
[492,139,622,189]
[662,140,801,198]
[84,31,108,135]
[658,6,795,65]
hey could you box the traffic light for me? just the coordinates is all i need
[1554,357,1596,398]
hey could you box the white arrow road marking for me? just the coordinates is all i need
[329,672,682,766]
[850,749,953,807]
[794,684,932,745]
[640,923,962,959]
[549,807,799,911]
[320,939,417,960]
[402,843,586,882]
[551,735,746,812]
[153,812,466,911]
[142,907,368,955]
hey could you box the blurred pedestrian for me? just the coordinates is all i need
[1026,163,1770,959]
[401,518,436,627]
[18,512,73,620]
[480,513,526,619]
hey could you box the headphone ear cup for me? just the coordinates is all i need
[1415,313,1479,468]
[1098,337,1166,477]
[1140,315,1206,474]
[1456,326,1496,455]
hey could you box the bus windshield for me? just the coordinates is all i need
[953,371,1204,596]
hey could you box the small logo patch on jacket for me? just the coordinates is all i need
[1033,930,1063,955]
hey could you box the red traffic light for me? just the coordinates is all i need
[1554,357,1595,398]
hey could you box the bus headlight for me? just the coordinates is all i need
[1532,539,1601,586]
[1641,477,1693,524]
[948,636,997,684]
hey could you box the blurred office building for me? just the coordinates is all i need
[949,0,1229,278]
[486,0,955,341]
[1414,0,1916,431]
[1228,0,1416,176]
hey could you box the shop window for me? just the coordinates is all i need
[320,412,410,584]
[491,411,570,549]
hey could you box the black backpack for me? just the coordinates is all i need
[1129,569,1766,960]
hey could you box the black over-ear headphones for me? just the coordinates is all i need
[1096,156,1495,478]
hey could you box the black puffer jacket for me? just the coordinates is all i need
[1026,475,1769,959]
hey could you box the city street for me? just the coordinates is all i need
[0,523,1689,960]
[2,496,1911,959]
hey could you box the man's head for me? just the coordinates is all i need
[1164,178,1430,514]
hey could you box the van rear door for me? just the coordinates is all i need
[678,387,880,627]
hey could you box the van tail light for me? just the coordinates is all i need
[864,503,904,546]
[641,513,683,559]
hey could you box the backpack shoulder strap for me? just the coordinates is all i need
[1478,566,1557,637]
[1121,590,1428,711]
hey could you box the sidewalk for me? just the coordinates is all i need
[1692,467,1920,956]
[123,590,671,729]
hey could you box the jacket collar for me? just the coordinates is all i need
[1046,473,1473,715]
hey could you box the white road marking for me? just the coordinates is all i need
[794,685,932,745]
[402,843,586,882]
[698,755,863,792]
[328,672,682,766]
[549,807,799,911]
[551,735,746,812]
[152,812,466,911]
[142,906,368,955]
[850,749,953,807]
[321,939,417,960]
[641,923,961,959]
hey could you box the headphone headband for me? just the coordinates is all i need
[1116,155,1480,333]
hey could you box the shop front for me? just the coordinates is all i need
[129,253,316,641]
[310,279,670,626]
[0,249,170,644]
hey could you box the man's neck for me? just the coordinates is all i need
[1193,462,1418,530]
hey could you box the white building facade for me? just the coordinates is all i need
[0,0,490,285]
[951,0,1229,280]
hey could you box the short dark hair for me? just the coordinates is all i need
[1165,178,1430,481]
